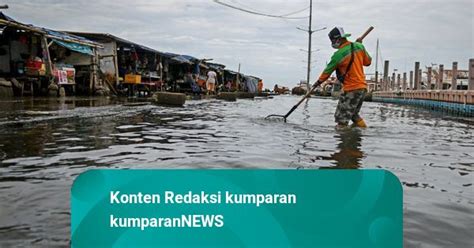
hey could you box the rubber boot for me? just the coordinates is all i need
[353,118,368,128]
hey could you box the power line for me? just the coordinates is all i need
[213,0,308,19]
[280,6,310,17]
[229,0,263,13]
[228,1,309,17]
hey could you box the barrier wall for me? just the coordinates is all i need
[372,90,474,117]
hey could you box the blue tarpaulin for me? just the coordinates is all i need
[46,29,96,45]
[53,39,93,55]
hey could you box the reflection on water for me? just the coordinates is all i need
[0,96,473,247]
[298,99,365,169]
[331,129,364,169]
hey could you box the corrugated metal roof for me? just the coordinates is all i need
[207,62,226,70]
[66,32,169,55]
[0,12,102,48]
[169,55,193,64]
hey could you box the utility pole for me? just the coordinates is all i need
[306,0,313,90]
[298,0,326,91]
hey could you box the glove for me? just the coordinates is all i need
[315,80,324,87]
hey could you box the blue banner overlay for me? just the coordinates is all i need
[71,170,402,247]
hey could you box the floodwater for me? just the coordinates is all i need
[0,96,472,247]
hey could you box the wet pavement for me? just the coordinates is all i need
[0,96,473,247]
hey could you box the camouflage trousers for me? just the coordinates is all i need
[335,89,367,125]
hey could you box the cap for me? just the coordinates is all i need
[328,27,351,40]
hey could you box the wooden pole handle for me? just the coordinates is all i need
[358,26,374,41]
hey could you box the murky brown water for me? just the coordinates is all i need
[0,96,473,247]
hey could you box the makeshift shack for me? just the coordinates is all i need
[165,54,214,94]
[207,62,226,91]
[223,69,246,91]
[0,12,102,97]
[67,32,176,96]
[243,76,260,93]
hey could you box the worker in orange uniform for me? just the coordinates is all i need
[315,27,372,129]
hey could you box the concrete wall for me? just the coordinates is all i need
[373,90,474,104]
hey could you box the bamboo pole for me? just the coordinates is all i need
[40,36,53,77]
[89,48,99,95]
[113,42,120,86]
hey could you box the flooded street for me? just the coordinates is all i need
[0,96,473,247]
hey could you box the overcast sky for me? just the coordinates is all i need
[3,0,473,87]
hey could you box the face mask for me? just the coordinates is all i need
[331,38,341,49]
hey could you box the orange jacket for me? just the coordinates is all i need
[318,41,372,92]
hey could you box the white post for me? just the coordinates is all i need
[403,72,407,90]
[451,62,458,90]
[427,67,432,90]
[414,62,420,90]
[438,64,444,90]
